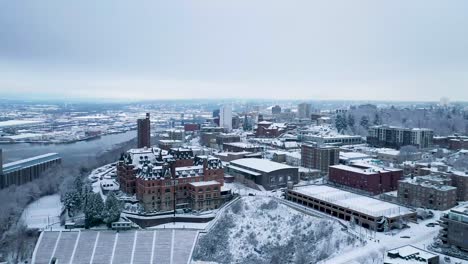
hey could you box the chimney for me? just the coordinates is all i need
[146,113,150,119]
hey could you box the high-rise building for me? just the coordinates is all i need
[367,125,433,149]
[137,113,151,148]
[301,143,339,173]
[220,104,232,131]
[298,103,311,119]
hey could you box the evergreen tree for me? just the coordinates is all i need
[64,191,82,217]
[383,217,390,233]
[373,113,382,125]
[347,114,355,129]
[73,175,83,195]
[360,115,370,129]
[84,193,104,228]
[335,115,348,133]
[102,192,122,227]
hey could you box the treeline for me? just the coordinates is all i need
[335,106,468,136]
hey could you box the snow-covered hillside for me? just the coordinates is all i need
[193,196,360,264]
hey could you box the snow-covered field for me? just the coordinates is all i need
[193,196,359,264]
[20,194,62,229]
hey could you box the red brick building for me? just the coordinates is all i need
[118,147,227,212]
[137,113,151,148]
[255,121,287,138]
[329,163,402,194]
[184,123,200,132]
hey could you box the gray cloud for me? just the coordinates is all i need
[0,0,467,100]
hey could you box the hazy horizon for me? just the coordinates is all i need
[1,0,468,101]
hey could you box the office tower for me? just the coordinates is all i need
[220,104,232,131]
[298,103,311,119]
[301,143,339,173]
[137,113,151,148]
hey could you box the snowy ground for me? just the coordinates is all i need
[88,162,117,201]
[323,210,468,264]
[223,182,283,198]
[220,182,468,263]
[20,194,62,229]
[192,196,360,264]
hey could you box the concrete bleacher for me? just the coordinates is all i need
[72,231,97,264]
[92,231,116,264]
[32,229,199,264]
[153,230,173,264]
[132,231,154,264]
[172,230,198,264]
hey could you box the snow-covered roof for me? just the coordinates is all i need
[330,164,400,175]
[385,245,438,263]
[292,185,412,218]
[339,152,371,160]
[223,142,261,148]
[230,158,296,173]
[189,180,221,187]
[400,175,456,191]
[450,204,468,216]
[3,153,61,173]
[228,165,262,176]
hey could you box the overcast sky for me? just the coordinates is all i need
[1,0,467,101]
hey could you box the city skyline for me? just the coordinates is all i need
[1,0,468,101]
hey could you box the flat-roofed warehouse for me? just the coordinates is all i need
[0,151,61,189]
[228,158,299,190]
[286,185,416,231]
[32,229,199,264]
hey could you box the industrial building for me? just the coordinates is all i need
[228,158,299,190]
[0,150,61,189]
[286,185,416,231]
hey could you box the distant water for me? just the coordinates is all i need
[1,130,136,165]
